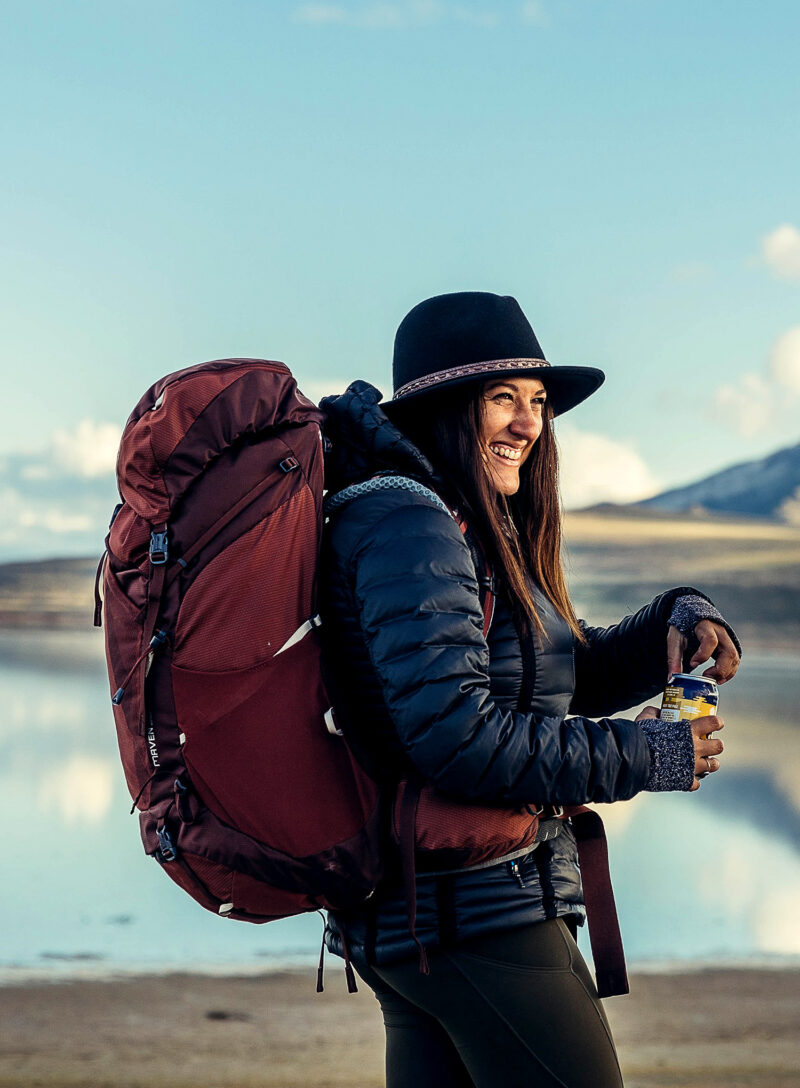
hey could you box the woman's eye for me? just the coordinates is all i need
[491,392,514,403]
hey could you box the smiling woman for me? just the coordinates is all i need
[317,292,741,1088]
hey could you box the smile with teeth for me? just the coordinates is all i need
[489,444,524,463]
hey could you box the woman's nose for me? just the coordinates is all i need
[509,406,540,440]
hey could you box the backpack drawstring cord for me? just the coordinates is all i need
[129,772,158,814]
[337,924,359,993]
[111,629,169,706]
[316,912,326,993]
[316,910,358,994]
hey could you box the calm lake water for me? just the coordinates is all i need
[2,629,799,982]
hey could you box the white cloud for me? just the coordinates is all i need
[556,424,660,509]
[768,326,800,393]
[23,508,95,533]
[712,372,773,438]
[293,1,499,27]
[778,485,800,526]
[520,1,548,26]
[711,325,800,439]
[762,223,800,280]
[0,423,120,560]
[0,483,100,551]
[293,3,348,22]
[37,756,115,825]
[357,3,407,27]
[50,420,121,479]
[452,5,498,27]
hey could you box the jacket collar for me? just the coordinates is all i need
[320,380,444,495]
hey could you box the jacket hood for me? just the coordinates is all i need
[320,380,443,494]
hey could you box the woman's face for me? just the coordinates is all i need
[480,377,547,496]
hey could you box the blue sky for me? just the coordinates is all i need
[2,0,799,559]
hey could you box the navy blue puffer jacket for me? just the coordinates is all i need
[320,382,701,965]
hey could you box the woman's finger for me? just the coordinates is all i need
[666,625,687,680]
[700,628,741,684]
[695,736,724,756]
[694,753,721,776]
[635,705,660,721]
[688,623,719,670]
[691,715,724,738]
[692,716,724,785]
[694,746,724,777]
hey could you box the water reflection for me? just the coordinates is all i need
[1,631,799,977]
[601,790,800,962]
[37,755,114,825]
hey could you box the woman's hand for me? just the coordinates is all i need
[667,620,740,683]
[636,706,724,791]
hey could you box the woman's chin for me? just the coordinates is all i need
[490,467,521,496]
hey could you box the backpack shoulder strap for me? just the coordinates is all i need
[324,474,452,517]
[325,474,494,637]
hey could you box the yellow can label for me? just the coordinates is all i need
[660,689,717,722]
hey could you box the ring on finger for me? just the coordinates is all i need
[705,756,713,772]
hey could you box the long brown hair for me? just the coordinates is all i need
[388,382,584,642]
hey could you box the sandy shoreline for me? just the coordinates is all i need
[1,966,798,1088]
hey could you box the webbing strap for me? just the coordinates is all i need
[567,807,629,998]
[275,615,321,656]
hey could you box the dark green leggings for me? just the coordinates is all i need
[356,918,624,1088]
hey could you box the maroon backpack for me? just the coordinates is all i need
[95,359,383,976]
[96,358,627,998]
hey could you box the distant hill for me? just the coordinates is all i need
[0,557,97,628]
[2,510,800,647]
[635,440,800,522]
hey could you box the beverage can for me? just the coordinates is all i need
[660,673,719,736]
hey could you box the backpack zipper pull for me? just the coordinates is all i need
[93,551,107,627]
[509,859,526,888]
[316,910,326,993]
[112,630,169,705]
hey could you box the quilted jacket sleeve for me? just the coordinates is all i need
[335,492,652,808]
[569,587,713,718]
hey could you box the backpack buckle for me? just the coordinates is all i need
[173,776,195,824]
[156,825,178,862]
[525,803,565,819]
[149,531,169,564]
[279,456,299,473]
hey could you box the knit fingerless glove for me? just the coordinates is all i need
[667,595,742,657]
[639,718,696,792]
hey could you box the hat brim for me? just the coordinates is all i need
[387,361,605,417]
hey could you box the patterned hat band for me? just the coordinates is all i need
[393,358,551,400]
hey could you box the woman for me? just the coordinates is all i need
[319,292,740,1088]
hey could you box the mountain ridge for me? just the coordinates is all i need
[630,440,800,522]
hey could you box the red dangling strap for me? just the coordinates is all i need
[565,806,629,998]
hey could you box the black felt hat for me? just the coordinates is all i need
[389,292,604,417]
